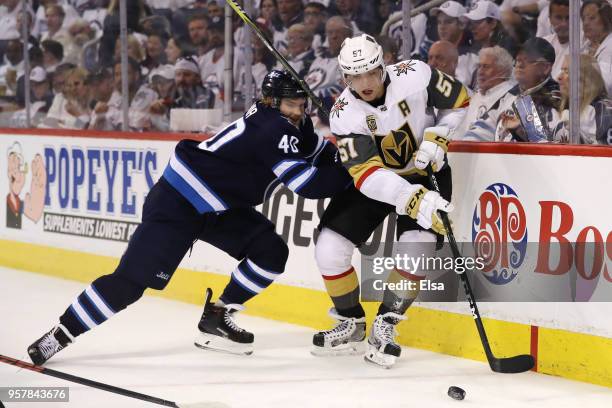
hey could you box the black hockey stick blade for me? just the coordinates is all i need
[426,167,535,374]
[490,354,535,374]
[0,354,228,407]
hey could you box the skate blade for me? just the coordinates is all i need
[311,341,365,357]
[364,344,397,369]
[194,333,253,356]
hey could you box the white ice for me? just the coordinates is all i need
[1,266,611,408]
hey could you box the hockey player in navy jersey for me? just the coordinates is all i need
[27,70,352,364]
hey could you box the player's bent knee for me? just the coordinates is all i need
[246,230,289,273]
[315,228,354,276]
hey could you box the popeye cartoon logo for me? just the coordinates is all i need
[6,142,46,229]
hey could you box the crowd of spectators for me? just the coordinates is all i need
[0,0,609,143]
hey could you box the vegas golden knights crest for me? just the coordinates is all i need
[366,114,377,132]
[373,122,417,169]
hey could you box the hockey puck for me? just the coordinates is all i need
[447,386,465,400]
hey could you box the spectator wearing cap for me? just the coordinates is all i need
[305,16,352,92]
[146,64,176,131]
[41,39,64,74]
[552,54,612,144]
[463,1,518,57]
[496,37,560,141]
[198,17,225,92]
[273,0,304,55]
[542,0,571,80]
[431,1,478,87]
[173,55,216,110]
[41,5,73,53]
[581,0,612,96]
[459,46,516,140]
[275,24,315,77]
[187,14,210,57]
[304,1,328,52]
[43,67,92,129]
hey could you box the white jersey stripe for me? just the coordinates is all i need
[246,259,280,281]
[169,153,227,212]
[71,300,96,330]
[232,267,264,294]
[287,167,317,192]
[85,286,115,319]
[272,159,304,178]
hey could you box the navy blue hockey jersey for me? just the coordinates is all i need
[162,102,352,213]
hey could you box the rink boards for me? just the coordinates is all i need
[0,128,611,387]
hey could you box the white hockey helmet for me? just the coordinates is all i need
[337,34,386,82]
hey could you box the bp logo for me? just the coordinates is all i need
[472,183,528,285]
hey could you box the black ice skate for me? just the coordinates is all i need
[27,324,74,366]
[312,308,366,356]
[364,312,406,368]
[194,288,254,355]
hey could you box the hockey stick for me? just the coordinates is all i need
[0,354,226,407]
[425,167,535,373]
[225,0,327,117]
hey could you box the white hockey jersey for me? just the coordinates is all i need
[330,60,469,184]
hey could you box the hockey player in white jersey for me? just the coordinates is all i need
[312,34,470,367]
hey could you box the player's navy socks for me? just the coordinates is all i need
[219,258,283,305]
[59,274,146,337]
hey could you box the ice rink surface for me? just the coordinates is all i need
[1,266,611,408]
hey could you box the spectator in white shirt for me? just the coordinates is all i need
[41,5,73,52]
[0,0,27,41]
[581,0,612,96]
[273,0,303,54]
[542,0,570,80]
[198,17,225,92]
[43,66,92,129]
[458,46,516,140]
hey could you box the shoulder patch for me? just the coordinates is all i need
[331,97,349,118]
[392,60,416,76]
